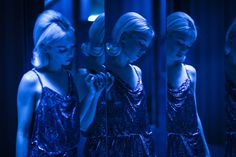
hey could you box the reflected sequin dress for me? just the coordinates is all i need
[167,69,206,157]
[28,69,80,157]
[225,77,236,157]
[84,67,155,157]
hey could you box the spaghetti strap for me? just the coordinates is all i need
[132,65,141,81]
[184,65,191,81]
[31,69,43,88]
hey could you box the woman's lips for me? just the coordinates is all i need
[176,53,185,58]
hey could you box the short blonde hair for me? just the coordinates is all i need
[81,13,105,57]
[32,10,74,68]
[225,18,236,55]
[107,12,154,56]
[89,13,105,44]
[167,12,197,41]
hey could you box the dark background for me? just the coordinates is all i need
[0,0,235,156]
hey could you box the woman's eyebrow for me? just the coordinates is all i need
[177,39,185,44]
[56,45,66,47]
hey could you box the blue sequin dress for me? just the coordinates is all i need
[28,69,80,157]
[84,66,155,157]
[167,69,206,157]
[225,77,236,157]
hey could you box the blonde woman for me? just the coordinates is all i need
[166,12,210,157]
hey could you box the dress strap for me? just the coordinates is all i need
[184,65,191,82]
[184,65,193,91]
[132,65,141,81]
[31,69,43,88]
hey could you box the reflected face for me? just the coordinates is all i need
[122,32,153,63]
[167,31,195,65]
[89,42,105,65]
[230,31,236,52]
[47,33,76,66]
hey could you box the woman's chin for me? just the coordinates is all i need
[176,56,186,63]
[63,61,73,68]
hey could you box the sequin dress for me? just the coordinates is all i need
[28,69,80,157]
[167,69,206,157]
[84,66,155,157]
[225,77,236,157]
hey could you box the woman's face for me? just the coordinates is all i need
[230,31,236,53]
[167,31,195,65]
[47,33,76,66]
[89,42,105,65]
[122,31,153,63]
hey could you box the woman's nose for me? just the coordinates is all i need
[68,49,75,57]
[180,46,189,53]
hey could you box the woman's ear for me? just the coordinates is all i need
[120,32,129,44]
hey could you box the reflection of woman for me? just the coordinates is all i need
[16,10,97,157]
[78,13,111,133]
[78,13,114,156]
[224,18,236,157]
[166,12,210,157]
[105,12,155,156]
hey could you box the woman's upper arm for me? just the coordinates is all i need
[17,71,38,137]
[185,64,197,90]
[74,68,89,102]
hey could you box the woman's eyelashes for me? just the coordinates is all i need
[59,48,67,53]
[58,45,76,53]
[139,41,148,51]
[177,40,191,50]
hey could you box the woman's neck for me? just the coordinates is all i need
[167,62,183,75]
[106,54,129,68]
[83,57,105,72]
[45,63,63,72]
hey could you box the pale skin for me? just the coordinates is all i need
[76,13,113,131]
[225,30,236,85]
[167,31,210,156]
[77,51,115,131]
[75,68,108,132]
[16,34,102,157]
[106,31,153,89]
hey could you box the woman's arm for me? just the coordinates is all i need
[74,69,105,132]
[16,71,38,157]
[185,65,210,157]
[80,91,103,131]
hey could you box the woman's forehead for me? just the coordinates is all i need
[171,31,195,41]
[50,37,74,48]
[130,31,152,41]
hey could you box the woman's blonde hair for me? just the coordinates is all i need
[167,12,197,41]
[81,13,105,57]
[225,18,236,55]
[32,10,74,68]
[107,12,154,56]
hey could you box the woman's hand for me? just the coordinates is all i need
[94,72,106,94]
[105,72,114,93]
[84,72,113,97]
[84,74,96,94]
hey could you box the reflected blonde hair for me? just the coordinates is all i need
[225,18,236,55]
[107,12,154,56]
[81,13,105,57]
[167,12,197,41]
